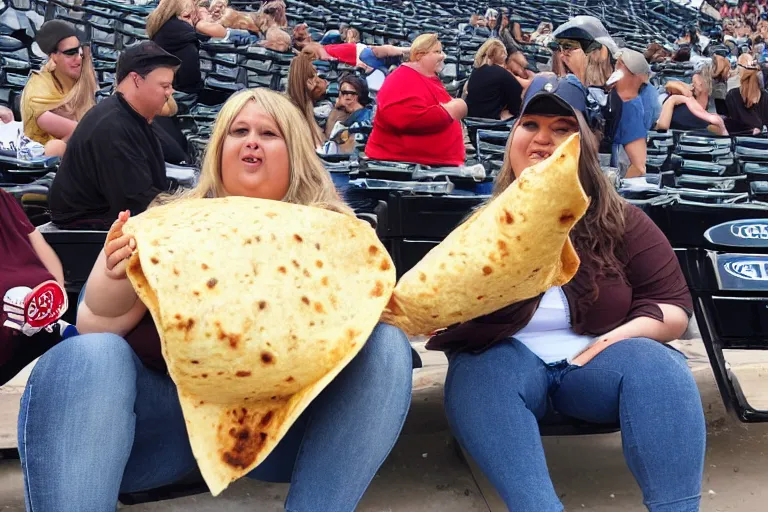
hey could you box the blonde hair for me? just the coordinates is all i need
[147,0,195,39]
[158,88,350,214]
[738,54,761,109]
[409,33,440,62]
[473,38,506,68]
[40,46,97,121]
[287,50,325,147]
[695,65,713,96]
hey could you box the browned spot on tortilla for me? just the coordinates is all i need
[449,251,455,256]
[439,263,446,270]
[285,376,295,382]
[199,400,205,405]
[315,242,321,250]
[175,318,195,336]
[419,272,427,282]
[292,259,300,268]
[201,373,208,378]
[193,290,200,296]
[380,259,391,271]
[497,240,509,256]
[258,301,267,310]
[216,323,240,349]
[173,267,180,276]
[321,276,329,286]
[207,278,218,288]
[482,266,493,275]
[236,370,252,377]
[303,269,311,278]
[477,295,485,300]
[518,179,525,190]
[519,212,527,222]
[293,234,303,242]
[201,263,209,270]
[261,352,274,364]
[330,294,338,308]
[266,212,277,218]
[316,260,324,268]
[151,239,159,246]
[222,428,267,469]
[255,235,261,242]
[431,314,439,318]
[301,296,310,305]
[243,238,252,245]
[559,210,576,224]
[217,371,224,375]
[532,267,540,273]
[489,253,498,263]
[270,234,276,241]
[314,302,326,314]
[150,257,159,264]
[278,266,287,274]
[368,245,379,256]
[516,235,522,241]
[174,313,182,320]
[191,360,199,364]
[371,281,384,297]
[259,411,274,428]
[503,209,514,224]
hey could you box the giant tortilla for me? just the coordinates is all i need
[383,133,588,335]
[123,197,395,495]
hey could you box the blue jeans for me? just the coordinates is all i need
[444,338,706,512]
[18,323,413,511]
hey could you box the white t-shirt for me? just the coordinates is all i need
[514,287,596,364]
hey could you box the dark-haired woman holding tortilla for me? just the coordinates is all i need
[429,73,705,512]
[17,88,413,511]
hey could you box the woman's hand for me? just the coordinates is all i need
[570,335,623,366]
[104,210,136,280]
[442,98,468,121]
[0,106,13,124]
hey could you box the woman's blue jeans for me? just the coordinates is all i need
[444,337,706,512]
[17,323,413,512]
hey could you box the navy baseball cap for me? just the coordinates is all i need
[520,74,589,119]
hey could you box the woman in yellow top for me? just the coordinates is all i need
[20,21,97,157]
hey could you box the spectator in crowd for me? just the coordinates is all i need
[711,54,731,115]
[430,72,704,512]
[505,46,535,89]
[498,13,520,51]
[147,0,206,95]
[0,188,71,386]
[465,39,523,120]
[553,17,617,88]
[366,33,466,166]
[302,41,410,74]
[19,88,413,512]
[292,22,312,50]
[49,42,181,229]
[260,26,292,52]
[606,49,652,177]
[656,66,728,135]
[346,28,361,44]
[644,42,671,64]
[726,53,768,134]
[287,51,328,148]
[485,9,499,37]
[324,74,374,154]
[20,20,97,157]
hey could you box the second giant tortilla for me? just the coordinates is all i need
[383,133,588,335]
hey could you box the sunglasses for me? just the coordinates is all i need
[59,46,84,57]
[340,89,359,97]
[557,40,584,53]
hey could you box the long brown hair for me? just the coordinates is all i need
[738,54,761,108]
[287,50,325,147]
[585,45,612,87]
[493,111,627,303]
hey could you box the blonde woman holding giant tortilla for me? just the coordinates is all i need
[429,74,706,512]
[17,88,413,511]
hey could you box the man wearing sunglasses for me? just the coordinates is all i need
[20,20,97,157]
[324,75,373,153]
[49,42,181,230]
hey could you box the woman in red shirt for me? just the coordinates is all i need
[365,33,467,166]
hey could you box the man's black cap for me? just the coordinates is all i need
[36,20,78,55]
[116,41,181,84]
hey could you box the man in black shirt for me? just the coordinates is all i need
[49,42,181,229]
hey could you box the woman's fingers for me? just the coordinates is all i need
[106,243,135,271]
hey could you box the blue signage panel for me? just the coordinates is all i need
[705,219,768,249]
[714,254,768,291]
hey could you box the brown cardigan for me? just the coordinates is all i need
[425,203,693,354]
